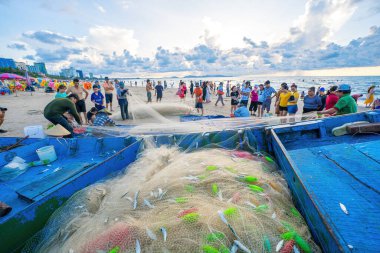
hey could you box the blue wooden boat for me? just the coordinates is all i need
[268,111,380,253]
[0,137,141,253]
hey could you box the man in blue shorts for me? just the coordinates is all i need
[262,80,276,114]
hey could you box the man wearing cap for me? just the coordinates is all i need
[66,78,89,124]
[317,87,327,111]
[44,94,82,137]
[317,84,357,116]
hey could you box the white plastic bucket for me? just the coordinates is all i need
[36,145,57,162]
[24,125,46,138]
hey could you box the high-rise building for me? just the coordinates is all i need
[76,70,84,79]
[15,62,27,71]
[34,62,47,75]
[89,72,94,79]
[0,58,16,69]
[27,65,39,73]
[60,67,76,78]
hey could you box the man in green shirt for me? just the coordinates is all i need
[44,94,82,137]
[317,84,357,116]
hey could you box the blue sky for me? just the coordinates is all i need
[1,0,379,77]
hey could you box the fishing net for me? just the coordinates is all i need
[23,134,321,253]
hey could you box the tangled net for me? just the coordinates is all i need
[23,145,321,253]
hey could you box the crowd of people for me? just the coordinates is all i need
[1,77,374,138]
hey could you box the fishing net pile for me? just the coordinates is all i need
[23,145,321,253]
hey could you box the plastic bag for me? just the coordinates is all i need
[0,156,28,181]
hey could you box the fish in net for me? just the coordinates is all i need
[23,142,321,253]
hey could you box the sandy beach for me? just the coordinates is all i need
[0,86,368,137]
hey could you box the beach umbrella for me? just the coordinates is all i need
[48,80,55,88]
[0,73,26,80]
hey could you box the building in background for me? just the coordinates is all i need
[89,72,93,79]
[60,67,76,78]
[0,58,16,69]
[27,65,39,73]
[76,70,84,79]
[34,62,47,75]
[15,62,27,71]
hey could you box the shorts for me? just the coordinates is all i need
[287,105,298,114]
[240,100,248,107]
[279,106,288,112]
[157,93,163,99]
[195,102,203,109]
[303,108,317,113]
[76,99,86,113]
[231,100,239,106]
[105,93,113,103]
[262,99,271,111]
[249,101,258,112]
[257,101,263,105]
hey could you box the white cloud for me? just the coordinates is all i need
[118,0,131,10]
[95,3,106,13]
[87,26,139,55]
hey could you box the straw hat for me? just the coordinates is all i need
[98,108,112,115]
[45,124,70,136]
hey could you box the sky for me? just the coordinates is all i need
[0,0,380,77]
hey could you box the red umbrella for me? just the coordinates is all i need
[0,73,26,80]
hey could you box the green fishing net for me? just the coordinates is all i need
[23,141,321,253]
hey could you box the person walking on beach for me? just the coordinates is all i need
[177,82,186,102]
[91,85,105,110]
[215,82,225,106]
[226,81,230,97]
[202,82,207,102]
[190,81,194,98]
[249,85,259,116]
[364,85,375,107]
[194,83,204,115]
[205,82,212,103]
[230,86,239,115]
[146,79,154,103]
[55,85,67,98]
[303,87,322,114]
[66,78,89,124]
[317,84,357,116]
[116,81,131,120]
[155,81,164,102]
[287,84,299,122]
[102,77,115,111]
[43,94,81,137]
[262,80,276,115]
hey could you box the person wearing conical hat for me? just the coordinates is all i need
[45,124,70,137]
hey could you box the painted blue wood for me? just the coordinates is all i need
[0,137,141,253]
[269,110,380,253]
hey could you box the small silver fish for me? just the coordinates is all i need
[217,210,228,225]
[159,190,168,200]
[146,227,157,240]
[244,201,257,209]
[136,239,141,253]
[271,212,277,219]
[133,191,139,210]
[160,227,167,242]
[230,243,238,253]
[293,245,300,253]
[104,217,109,224]
[234,240,252,253]
[158,188,163,197]
[218,190,223,201]
[276,240,284,252]
[143,199,155,209]
[126,197,133,202]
